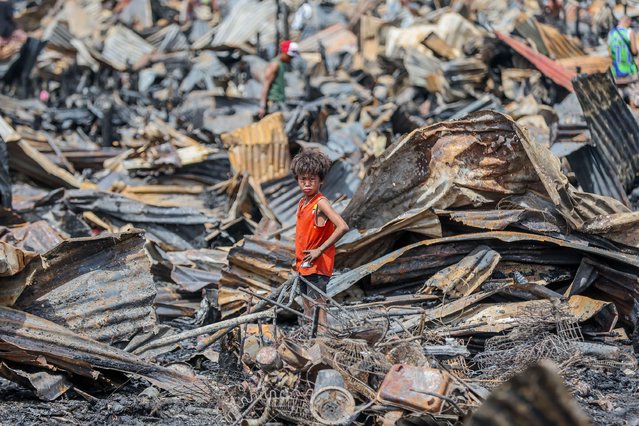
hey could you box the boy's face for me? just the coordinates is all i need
[297,173,321,197]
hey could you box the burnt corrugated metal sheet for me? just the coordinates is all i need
[221,112,290,184]
[495,31,575,91]
[101,25,155,71]
[12,231,157,344]
[516,18,584,59]
[1,220,65,253]
[211,0,276,48]
[218,236,294,317]
[572,72,639,206]
[146,24,189,52]
[0,306,208,400]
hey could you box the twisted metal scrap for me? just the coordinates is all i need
[473,304,583,384]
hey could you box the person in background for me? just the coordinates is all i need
[608,15,638,81]
[291,149,349,331]
[258,39,299,118]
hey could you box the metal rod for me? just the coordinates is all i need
[133,308,276,355]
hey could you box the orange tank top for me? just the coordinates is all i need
[295,192,335,277]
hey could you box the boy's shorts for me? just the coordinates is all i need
[299,274,330,299]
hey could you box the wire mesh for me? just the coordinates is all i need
[472,303,583,384]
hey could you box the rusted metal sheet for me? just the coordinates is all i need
[0,243,38,306]
[455,295,618,334]
[0,363,71,401]
[442,208,564,233]
[0,306,208,400]
[516,18,584,59]
[0,242,37,278]
[343,110,628,253]
[210,0,276,49]
[419,246,500,298]
[1,220,66,253]
[329,230,639,298]
[343,111,547,232]
[218,236,294,317]
[6,135,85,189]
[573,72,639,205]
[495,31,575,91]
[101,25,155,71]
[9,231,157,344]
[64,189,217,250]
[377,365,451,413]
[338,207,441,267]
[221,113,290,185]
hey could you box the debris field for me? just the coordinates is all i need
[1,0,639,425]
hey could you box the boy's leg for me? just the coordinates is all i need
[304,274,330,332]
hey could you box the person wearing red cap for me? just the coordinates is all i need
[258,40,299,118]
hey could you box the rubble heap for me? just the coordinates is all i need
[1,0,639,425]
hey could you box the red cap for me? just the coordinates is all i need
[280,40,299,57]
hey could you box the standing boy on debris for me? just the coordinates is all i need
[258,39,299,118]
[292,149,349,330]
[608,15,639,106]
[609,15,638,81]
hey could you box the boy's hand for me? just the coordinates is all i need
[303,249,322,263]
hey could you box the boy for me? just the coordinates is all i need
[291,149,349,330]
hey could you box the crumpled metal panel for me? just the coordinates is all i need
[218,236,294,317]
[419,246,500,298]
[343,111,547,231]
[221,113,290,185]
[456,295,618,334]
[0,220,66,253]
[0,306,208,400]
[328,230,639,298]
[11,231,157,344]
[101,25,155,71]
[573,72,639,205]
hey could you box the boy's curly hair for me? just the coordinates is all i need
[290,149,331,180]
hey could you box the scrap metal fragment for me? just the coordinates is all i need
[0,306,209,401]
[11,231,157,344]
[573,73,639,204]
[221,113,290,185]
[377,365,451,413]
[419,246,501,298]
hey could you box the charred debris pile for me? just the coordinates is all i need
[1,0,639,425]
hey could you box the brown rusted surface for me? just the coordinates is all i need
[329,230,639,298]
[0,306,209,400]
[419,246,501,298]
[455,295,617,335]
[10,231,157,344]
[221,113,290,184]
[377,364,451,413]
[218,236,294,317]
[1,220,66,253]
[343,111,546,231]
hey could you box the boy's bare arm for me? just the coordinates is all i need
[302,198,349,262]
